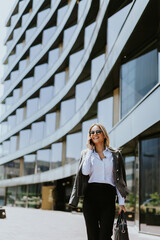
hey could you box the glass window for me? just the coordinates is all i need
[6,187,17,206]
[51,142,62,168]
[8,54,16,67]
[4,159,20,179]
[60,99,76,126]
[13,27,21,40]
[34,63,48,83]
[37,149,51,172]
[29,44,42,63]
[69,49,84,77]
[28,184,41,209]
[8,115,16,131]
[22,77,34,95]
[6,96,13,110]
[2,141,10,156]
[42,26,56,46]
[24,154,36,176]
[91,54,105,87]
[31,122,44,144]
[48,48,59,69]
[107,3,133,54]
[39,86,54,108]
[44,112,56,137]
[19,130,31,149]
[84,22,96,49]
[140,136,160,235]
[121,49,158,118]
[4,80,11,92]
[22,13,30,27]
[57,5,68,26]
[26,98,39,118]
[78,0,87,21]
[16,185,27,208]
[16,108,24,124]
[10,136,17,153]
[10,70,19,83]
[13,88,20,103]
[63,25,77,49]
[75,80,91,111]
[66,132,82,163]
[97,97,113,132]
[82,118,97,149]
[37,8,50,27]
[19,59,27,75]
[1,121,8,136]
[54,71,66,95]
[25,27,36,43]
[16,43,23,57]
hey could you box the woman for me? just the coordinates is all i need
[69,123,129,240]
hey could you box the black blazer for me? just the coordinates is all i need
[69,149,129,208]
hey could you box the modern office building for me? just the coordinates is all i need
[0,0,159,235]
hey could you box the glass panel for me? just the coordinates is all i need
[121,49,158,118]
[42,26,56,45]
[8,115,16,131]
[22,13,30,27]
[19,130,31,149]
[44,112,56,137]
[2,141,10,156]
[91,54,105,87]
[0,104,5,117]
[4,159,20,179]
[6,187,17,206]
[37,8,50,27]
[78,0,87,21]
[4,80,11,92]
[63,25,77,49]
[31,122,44,143]
[48,48,59,68]
[28,184,41,209]
[84,22,96,49]
[16,108,24,124]
[25,27,36,43]
[54,71,65,95]
[22,77,34,95]
[107,3,132,54]
[13,88,20,103]
[10,136,17,153]
[24,154,36,176]
[32,0,39,10]
[19,59,27,75]
[75,80,91,111]
[26,98,39,118]
[39,86,54,108]
[82,118,97,149]
[6,40,13,51]
[11,14,18,25]
[51,142,62,168]
[1,121,8,136]
[16,185,27,207]
[69,49,84,77]
[37,149,51,172]
[29,44,42,63]
[13,27,21,40]
[16,43,23,57]
[66,132,82,163]
[8,54,16,67]
[140,136,160,235]
[57,5,68,26]
[10,70,19,83]
[34,63,48,82]
[18,0,25,12]
[60,99,76,126]
[6,96,13,110]
[97,97,113,132]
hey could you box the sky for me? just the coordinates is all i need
[0,0,16,95]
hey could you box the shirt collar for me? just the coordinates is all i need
[93,146,109,154]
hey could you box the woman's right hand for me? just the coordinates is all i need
[86,135,94,150]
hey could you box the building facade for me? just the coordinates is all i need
[0,0,160,235]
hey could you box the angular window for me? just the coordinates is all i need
[66,132,82,163]
[48,48,59,69]
[29,44,42,63]
[63,25,77,49]
[4,160,20,179]
[39,86,54,108]
[26,98,39,118]
[69,49,84,77]
[8,115,16,131]
[57,5,68,26]
[44,112,56,137]
[51,143,62,168]
[24,154,36,176]
[16,43,23,57]
[8,54,16,67]
[13,27,21,40]
[34,63,48,82]
[91,54,105,87]
[4,80,11,92]
[16,108,24,124]
[6,96,13,110]
[107,3,133,54]
[10,70,19,83]
[75,80,91,111]
[19,130,31,149]
[1,121,8,136]
[60,99,76,126]
[37,149,51,172]
[13,88,20,103]
[10,136,17,153]
[31,121,44,143]
[25,27,36,43]
[22,77,34,95]
[78,0,87,21]
[121,49,158,118]
[2,140,10,156]
[37,8,50,27]
[84,22,96,49]
[22,13,30,27]
[140,136,160,235]
[19,59,27,74]
[54,71,65,95]
[82,118,97,149]
[97,97,113,132]
[42,26,56,46]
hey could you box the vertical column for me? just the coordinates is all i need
[65,67,69,83]
[158,53,160,83]
[19,157,24,176]
[56,109,60,130]
[62,138,66,166]
[113,87,119,126]
[135,141,140,227]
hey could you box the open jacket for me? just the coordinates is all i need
[69,149,129,208]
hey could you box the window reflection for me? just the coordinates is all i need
[140,136,160,234]
[24,154,36,176]
[121,49,158,118]
[51,143,62,168]
[66,132,82,163]
[37,149,51,172]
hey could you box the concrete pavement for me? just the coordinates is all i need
[0,206,159,240]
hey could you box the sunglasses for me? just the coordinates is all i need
[89,130,103,135]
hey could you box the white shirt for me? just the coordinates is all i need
[82,147,125,205]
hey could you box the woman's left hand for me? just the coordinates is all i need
[119,205,126,214]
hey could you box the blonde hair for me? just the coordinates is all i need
[89,123,117,152]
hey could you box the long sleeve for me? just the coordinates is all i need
[82,149,93,175]
[116,187,125,205]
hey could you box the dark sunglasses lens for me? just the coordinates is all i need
[96,130,102,134]
[90,130,102,135]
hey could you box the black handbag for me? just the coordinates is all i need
[114,210,129,240]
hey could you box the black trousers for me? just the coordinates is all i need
[83,183,116,240]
